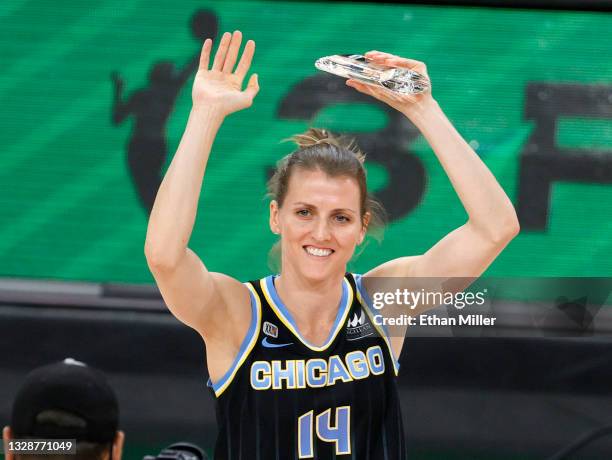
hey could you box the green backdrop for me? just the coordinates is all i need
[1,0,611,284]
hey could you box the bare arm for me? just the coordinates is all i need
[347,52,519,358]
[367,96,519,282]
[347,51,519,282]
[145,106,237,340]
[144,31,259,345]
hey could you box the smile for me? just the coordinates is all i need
[303,246,334,257]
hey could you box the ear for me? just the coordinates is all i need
[3,426,14,460]
[358,212,371,245]
[112,430,125,460]
[269,200,281,235]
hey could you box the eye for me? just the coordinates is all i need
[334,214,350,223]
[297,209,311,217]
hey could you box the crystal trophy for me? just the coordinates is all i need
[315,54,430,95]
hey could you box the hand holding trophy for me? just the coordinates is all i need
[316,51,434,115]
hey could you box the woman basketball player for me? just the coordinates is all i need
[145,31,519,459]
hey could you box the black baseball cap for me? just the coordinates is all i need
[11,358,119,443]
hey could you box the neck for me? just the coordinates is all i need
[274,266,345,325]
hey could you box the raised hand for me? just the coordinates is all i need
[192,30,259,116]
[346,50,434,116]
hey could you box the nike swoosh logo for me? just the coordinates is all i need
[262,337,293,348]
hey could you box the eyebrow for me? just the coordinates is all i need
[292,202,357,214]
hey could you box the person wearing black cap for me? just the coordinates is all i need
[3,358,124,460]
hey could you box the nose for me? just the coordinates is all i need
[312,218,332,242]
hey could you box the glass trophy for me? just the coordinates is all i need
[315,54,430,95]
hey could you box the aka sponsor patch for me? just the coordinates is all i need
[263,321,279,338]
[346,310,373,340]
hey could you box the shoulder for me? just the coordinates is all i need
[211,273,258,324]
[212,272,252,304]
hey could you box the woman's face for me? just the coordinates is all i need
[270,168,368,282]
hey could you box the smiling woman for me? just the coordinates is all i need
[144,29,519,460]
[265,127,385,277]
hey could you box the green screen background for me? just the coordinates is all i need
[1,0,611,284]
[1,4,611,459]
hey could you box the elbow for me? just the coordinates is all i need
[489,215,520,245]
[490,199,521,244]
[508,217,521,238]
[471,213,520,246]
[499,222,520,245]
[504,206,521,239]
[144,241,181,272]
[144,222,188,271]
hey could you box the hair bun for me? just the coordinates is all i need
[286,127,365,163]
[290,128,334,148]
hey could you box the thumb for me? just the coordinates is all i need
[244,73,259,99]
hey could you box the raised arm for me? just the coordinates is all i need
[144,31,259,348]
[347,51,519,282]
[346,52,519,358]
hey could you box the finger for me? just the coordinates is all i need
[222,30,243,73]
[385,57,425,70]
[365,50,401,59]
[243,73,259,100]
[366,55,396,66]
[364,54,382,58]
[354,81,389,100]
[365,50,418,63]
[361,84,378,97]
[365,50,393,58]
[346,79,376,96]
[235,40,255,81]
[368,54,425,71]
[198,38,212,71]
[212,32,232,71]
[365,52,405,67]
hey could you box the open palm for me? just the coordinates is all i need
[193,30,259,116]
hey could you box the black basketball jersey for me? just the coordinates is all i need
[207,273,406,460]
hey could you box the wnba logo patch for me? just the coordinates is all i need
[263,321,278,338]
[346,310,373,340]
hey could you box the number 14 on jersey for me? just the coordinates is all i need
[298,406,351,458]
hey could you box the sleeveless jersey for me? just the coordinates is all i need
[207,273,406,460]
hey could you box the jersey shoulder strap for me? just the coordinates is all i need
[208,280,262,397]
[350,272,401,375]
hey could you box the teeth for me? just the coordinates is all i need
[305,246,332,257]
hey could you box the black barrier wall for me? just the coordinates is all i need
[2,302,612,458]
